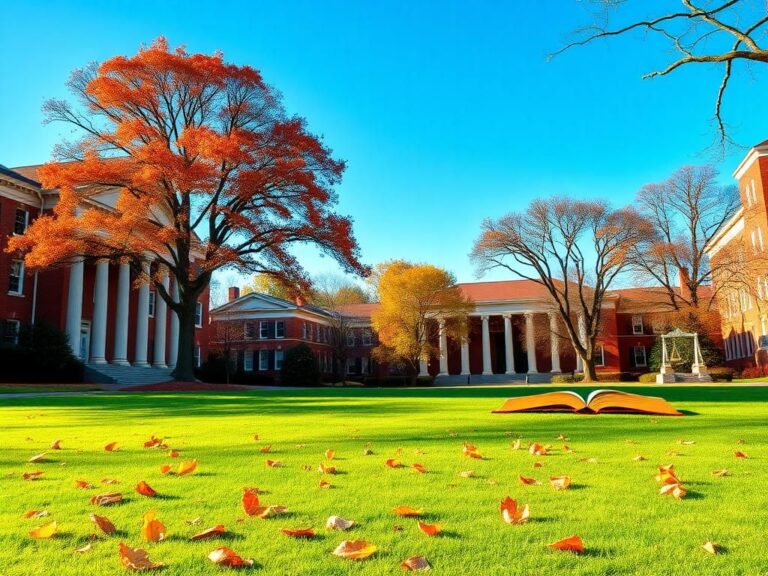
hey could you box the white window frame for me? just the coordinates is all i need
[631,315,644,335]
[13,208,29,235]
[259,321,269,339]
[193,345,201,368]
[244,350,254,371]
[633,346,647,367]
[8,259,24,295]
[593,345,605,367]
[275,349,284,371]
[302,322,308,339]
[362,329,372,346]
[195,301,203,328]
[259,349,270,371]
[148,291,156,318]
[3,319,21,344]
[275,320,285,339]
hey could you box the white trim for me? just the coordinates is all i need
[8,259,24,295]
[593,345,605,367]
[2,319,21,344]
[274,349,284,371]
[633,345,647,367]
[733,144,768,180]
[631,314,644,335]
[195,301,203,328]
[258,349,269,371]
[704,210,744,257]
[244,350,254,371]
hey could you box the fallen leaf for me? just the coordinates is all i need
[319,479,332,489]
[533,462,543,469]
[190,524,226,540]
[547,534,584,554]
[253,434,259,441]
[562,445,574,454]
[75,479,94,489]
[101,478,120,485]
[462,442,483,459]
[50,440,62,450]
[208,547,254,567]
[632,455,647,462]
[326,516,355,531]
[655,464,680,485]
[74,543,92,554]
[557,433,569,441]
[29,452,47,463]
[168,449,179,458]
[23,510,49,518]
[22,471,44,481]
[393,505,423,517]
[417,521,441,536]
[333,540,377,560]
[529,443,549,456]
[550,475,571,491]
[177,459,197,476]
[500,496,530,524]
[679,440,696,445]
[459,470,475,478]
[257,505,288,519]
[319,463,336,474]
[518,475,538,485]
[412,463,427,474]
[659,482,687,499]
[29,520,58,539]
[385,459,402,468]
[118,542,163,570]
[401,555,431,571]
[511,439,523,450]
[91,492,123,506]
[702,541,719,555]
[143,436,163,449]
[735,451,748,459]
[159,464,172,475]
[242,488,260,516]
[281,527,316,538]
[185,517,202,525]
[104,442,118,452]
[712,469,730,477]
[90,513,116,534]
[141,509,166,542]
[135,481,157,497]
[325,449,335,460]
[259,445,272,453]
[265,459,282,468]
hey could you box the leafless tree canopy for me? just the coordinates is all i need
[555,0,768,145]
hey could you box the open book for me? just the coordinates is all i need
[492,389,682,416]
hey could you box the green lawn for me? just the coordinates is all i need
[0,384,102,394]
[2,386,767,575]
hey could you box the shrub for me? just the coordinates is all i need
[0,322,84,383]
[649,333,723,372]
[732,366,761,380]
[196,352,230,383]
[638,372,659,383]
[280,343,320,386]
[551,373,584,384]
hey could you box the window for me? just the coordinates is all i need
[308,324,313,341]
[244,350,254,371]
[275,349,284,370]
[2,319,20,344]
[362,329,372,346]
[593,345,605,367]
[259,321,269,339]
[631,315,643,335]
[244,322,256,339]
[302,322,308,339]
[259,349,270,371]
[195,301,203,327]
[275,321,285,339]
[633,346,647,367]
[193,345,201,368]
[9,260,24,295]
[347,331,356,346]
[148,291,156,317]
[14,209,28,235]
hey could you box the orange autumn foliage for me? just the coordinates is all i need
[499,497,530,525]
[90,513,116,534]
[29,521,58,539]
[141,510,167,542]
[190,525,226,540]
[135,481,157,497]
[242,488,261,516]
[417,521,442,536]
[177,459,197,476]
[333,540,377,560]
[393,505,423,517]
[90,492,123,506]
[280,527,316,538]
[547,535,585,554]
[104,442,118,452]
[208,547,254,567]
[118,543,163,570]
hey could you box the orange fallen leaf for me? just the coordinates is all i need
[90,513,116,534]
[412,463,427,474]
[518,475,538,485]
[500,496,530,524]
[50,440,62,450]
[319,479,332,489]
[75,479,94,489]
[550,475,571,491]
[101,478,119,485]
[22,471,44,481]
[702,541,719,555]
[91,492,123,506]
[29,520,58,539]
[242,488,260,516]
[712,469,730,477]
[136,481,157,497]
[281,527,316,538]
[141,509,166,542]
[265,459,282,468]
[177,459,197,476]
[333,540,377,560]
[160,464,172,475]
[511,439,523,450]
[385,458,402,468]
[23,510,49,519]
[459,470,475,478]
[633,455,647,462]
[547,534,584,554]
[259,445,272,453]
[143,436,163,449]
[533,462,543,469]
[168,449,179,458]
[208,547,254,567]
[655,464,680,485]
[118,542,163,570]
[190,524,226,540]
[104,442,118,452]
[326,516,355,530]
[319,463,336,474]
[325,449,335,460]
[29,452,47,463]
[529,443,549,456]
[393,505,423,517]
[659,482,686,499]
[256,505,288,518]
[401,555,431,571]
[735,451,748,459]
[417,520,441,536]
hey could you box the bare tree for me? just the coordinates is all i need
[555,0,768,145]
[471,198,650,382]
[632,165,740,309]
[209,310,244,384]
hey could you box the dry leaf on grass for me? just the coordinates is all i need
[417,521,441,536]
[91,492,123,506]
[459,470,475,478]
[385,458,402,468]
[550,476,571,491]
[259,445,272,453]
[22,471,44,481]
[735,451,748,459]
[333,540,377,560]
[242,488,260,516]
[159,464,172,475]
[118,542,163,570]
[104,442,118,452]
[208,547,254,567]
[281,527,316,538]
[712,469,730,477]
[500,496,529,525]
[135,481,157,497]
[319,463,336,474]
[528,443,549,456]
[265,459,282,468]
[401,555,431,571]
[702,541,719,555]
[518,475,538,485]
[168,449,179,458]
[659,483,687,499]
[74,543,92,553]
[29,452,47,463]
[547,534,584,554]
[75,479,94,489]
[325,449,335,460]
[393,505,423,517]
[511,439,523,450]
[23,510,49,519]
[177,459,197,476]
[50,440,62,450]
[90,513,116,534]
[326,516,355,530]
[141,510,166,542]
[319,479,332,489]
[412,463,427,474]
[190,525,226,540]
[29,520,57,539]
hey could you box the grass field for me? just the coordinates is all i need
[2,386,767,575]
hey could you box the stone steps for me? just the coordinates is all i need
[435,373,553,386]
[85,363,174,386]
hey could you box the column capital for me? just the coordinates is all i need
[480,314,490,322]
[502,313,512,319]
[547,310,558,319]
[524,311,535,320]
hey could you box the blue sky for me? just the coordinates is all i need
[2,1,766,286]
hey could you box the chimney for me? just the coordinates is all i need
[295,294,306,307]
[228,286,240,302]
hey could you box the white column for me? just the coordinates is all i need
[481,315,492,375]
[133,260,150,367]
[438,319,449,376]
[112,262,130,365]
[418,324,429,376]
[168,278,179,368]
[90,259,109,364]
[65,258,84,359]
[503,314,515,374]
[460,337,470,375]
[152,266,169,368]
[575,313,585,372]
[549,311,561,373]
[525,312,538,374]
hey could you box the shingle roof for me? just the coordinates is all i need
[0,164,41,187]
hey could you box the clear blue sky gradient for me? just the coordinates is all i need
[2,1,766,286]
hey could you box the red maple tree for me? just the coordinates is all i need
[9,38,366,380]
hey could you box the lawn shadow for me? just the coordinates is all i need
[434,530,461,539]
[565,483,587,491]
[683,490,705,500]
[153,494,182,501]
[529,516,558,524]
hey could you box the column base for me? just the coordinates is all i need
[527,370,539,374]
[460,372,470,376]
[550,369,561,374]
[133,361,150,368]
[152,363,168,369]
[482,371,493,376]
[90,357,107,365]
[111,359,131,366]
[505,370,517,375]
[437,372,449,376]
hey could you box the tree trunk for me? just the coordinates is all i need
[581,357,598,383]
[173,297,198,382]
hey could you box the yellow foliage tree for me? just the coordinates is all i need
[371,261,473,378]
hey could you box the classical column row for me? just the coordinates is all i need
[64,259,179,368]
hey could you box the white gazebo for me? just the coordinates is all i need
[656,328,711,383]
